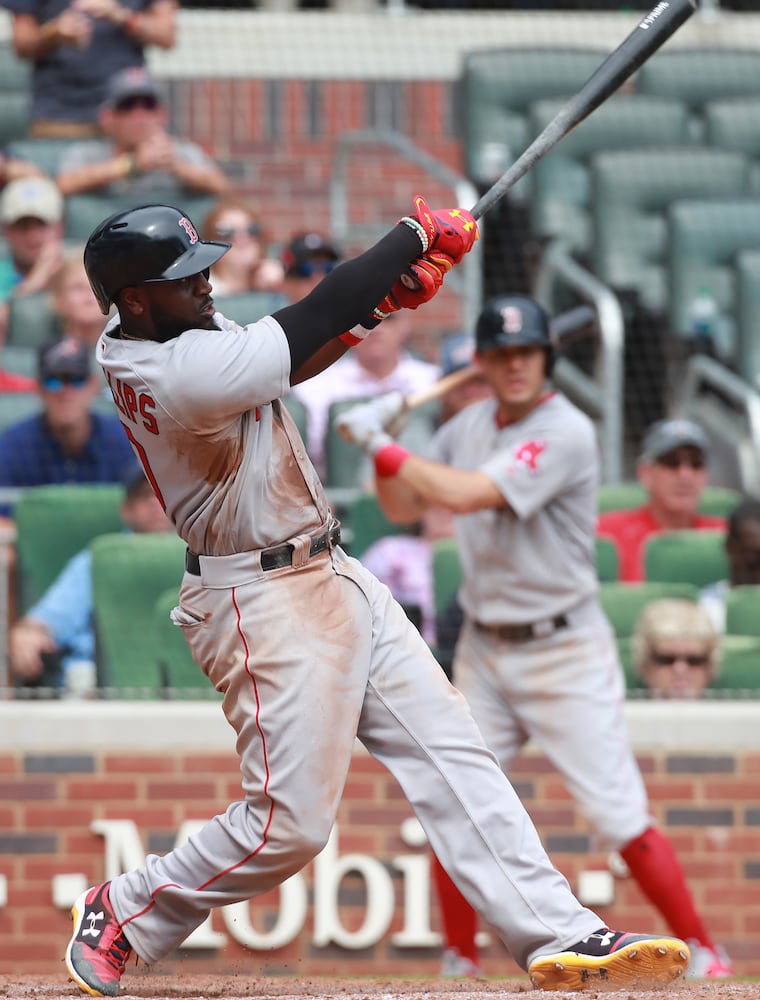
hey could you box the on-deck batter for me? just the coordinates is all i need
[65,206,689,997]
[337,295,732,980]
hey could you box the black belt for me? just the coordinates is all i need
[473,614,568,642]
[185,523,341,576]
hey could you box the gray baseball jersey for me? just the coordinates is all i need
[96,311,603,971]
[429,390,651,848]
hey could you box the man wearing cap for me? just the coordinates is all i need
[597,418,725,583]
[0,176,65,343]
[5,0,177,138]
[57,67,227,198]
[9,464,172,694]
[0,337,135,522]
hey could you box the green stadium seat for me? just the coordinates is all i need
[597,482,647,514]
[0,344,37,379]
[636,50,760,123]
[346,491,409,560]
[432,537,461,619]
[91,532,186,695]
[154,587,220,697]
[529,95,691,256]
[13,483,123,613]
[0,92,30,146]
[281,394,308,443]
[595,536,619,583]
[7,291,60,348]
[590,147,752,313]
[667,197,760,362]
[712,634,760,693]
[213,290,288,326]
[0,41,31,91]
[461,47,604,196]
[64,193,216,242]
[599,581,698,640]
[698,486,741,520]
[0,391,41,433]
[643,529,728,588]
[724,586,760,638]
[6,137,81,178]
[704,97,760,162]
[736,248,760,385]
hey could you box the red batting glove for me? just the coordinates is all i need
[372,250,455,320]
[399,194,479,265]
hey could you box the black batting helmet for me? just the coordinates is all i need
[475,295,556,375]
[84,204,230,314]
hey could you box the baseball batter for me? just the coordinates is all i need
[65,206,689,998]
[337,295,731,980]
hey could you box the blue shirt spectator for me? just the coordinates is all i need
[0,337,134,518]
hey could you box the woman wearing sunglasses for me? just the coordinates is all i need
[201,197,285,295]
[632,597,721,699]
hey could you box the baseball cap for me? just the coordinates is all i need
[439,333,475,376]
[0,177,63,225]
[38,338,91,382]
[639,418,709,463]
[282,232,341,278]
[102,66,164,110]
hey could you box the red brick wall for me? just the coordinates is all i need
[1,744,759,977]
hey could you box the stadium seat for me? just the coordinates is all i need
[0,41,31,92]
[598,581,699,640]
[597,482,647,514]
[698,486,741,520]
[0,344,37,379]
[346,491,409,560]
[7,291,60,347]
[281,394,308,444]
[643,530,728,588]
[461,47,604,195]
[13,483,123,612]
[595,536,619,583]
[529,95,691,256]
[154,586,220,697]
[0,391,41,433]
[64,193,216,242]
[432,537,461,619]
[724,585,760,638]
[90,532,186,695]
[736,248,760,386]
[667,197,760,362]
[704,97,760,163]
[213,290,289,326]
[712,634,760,693]
[0,92,30,147]
[590,147,752,313]
[6,137,80,178]
[636,50,760,124]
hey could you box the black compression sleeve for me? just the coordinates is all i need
[272,223,422,372]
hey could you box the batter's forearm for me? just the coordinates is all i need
[290,339,349,386]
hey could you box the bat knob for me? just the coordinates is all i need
[400,273,419,291]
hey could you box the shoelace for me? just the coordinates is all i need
[102,928,131,974]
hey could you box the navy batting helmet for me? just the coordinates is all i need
[84,204,230,314]
[475,295,556,375]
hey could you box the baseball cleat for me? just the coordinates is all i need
[528,928,690,991]
[65,882,132,997]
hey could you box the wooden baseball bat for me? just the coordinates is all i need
[471,0,697,220]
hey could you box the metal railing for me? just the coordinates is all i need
[329,128,482,333]
[534,242,626,484]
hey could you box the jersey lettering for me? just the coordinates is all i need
[105,371,159,435]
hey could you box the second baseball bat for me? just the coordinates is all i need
[471,0,697,220]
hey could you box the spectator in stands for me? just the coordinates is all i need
[281,230,342,303]
[9,463,172,694]
[0,147,44,187]
[51,246,107,348]
[5,0,177,138]
[0,337,135,524]
[597,418,725,582]
[293,308,440,477]
[700,497,760,632]
[631,598,721,699]
[201,197,285,295]
[0,176,64,345]
[436,331,491,426]
[56,66,228,197]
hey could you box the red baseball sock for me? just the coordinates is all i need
[430,853,479,961]
[620,826,715,949]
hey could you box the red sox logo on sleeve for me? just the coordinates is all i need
[178,217,198,244]
[509,438,546,475]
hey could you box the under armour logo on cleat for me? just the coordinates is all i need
[82,911,105,938]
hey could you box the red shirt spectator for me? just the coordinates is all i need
[0,369,36,392]
[597,418,726,582]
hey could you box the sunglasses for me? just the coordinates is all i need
[650,651,710,668]
[290,260,336,278]
[114,95,159,113]
[43,375,88,391]
[214,223,261,240]
[655,453,705,470]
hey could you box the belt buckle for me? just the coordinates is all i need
[531,619,555,639]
